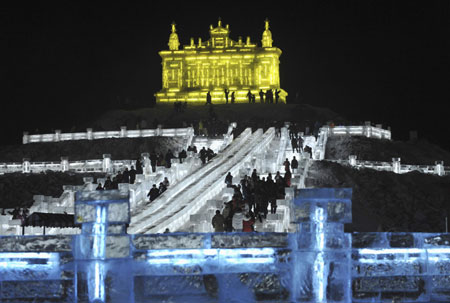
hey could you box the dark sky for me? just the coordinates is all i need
[2,2,450,150]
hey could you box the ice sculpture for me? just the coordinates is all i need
[1,188,450,302]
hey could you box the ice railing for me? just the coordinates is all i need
[22,126,194,144]
[323,123,391,140]
[0,152,189,175]
[310,124,391,161]
[0,153,203,236]
[2,188,450,302]
[328,157,449,176]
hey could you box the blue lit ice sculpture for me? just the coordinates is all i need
[291,188,352,302]
[2,188,450,302]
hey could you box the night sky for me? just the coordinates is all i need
[3,2,450,150]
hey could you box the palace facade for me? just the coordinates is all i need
[155,19,287,104]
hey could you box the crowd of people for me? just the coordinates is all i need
[211,167,293,233]
[205,89,282,105]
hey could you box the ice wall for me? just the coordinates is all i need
[1,188,450,302]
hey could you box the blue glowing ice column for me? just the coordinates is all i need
[74,190,131,303]
[291,188,352,303]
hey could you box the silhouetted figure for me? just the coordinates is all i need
[291,137,299,153]
[259,89,265,103]
[291,156,299,170]
[200,147,207,164]
[231,92,235,104]
[165,150,174,168]
[164,228,170,233]
[247,90,252,103]
[206,148,215,161]
[150,152,157,172]
[225,172,233,187]
[206,91,212,105]
[104,177,112,190]
[159,182,167,194]
[266,89,273,104]
[298,136,304,152]
[147,184,159,202]
[283,158,290,172]
[9,207,21,219]
[116,171,123,183]
[178,149,187,163]
[275,89,280,104]
[252,94,256,103]
[224,89,229,104]
[211,210,225,232]
[96,183,104,190]
[135,158,143,174]
[111,177,119,189]
[122,167,130,183]
[129,166,137,184]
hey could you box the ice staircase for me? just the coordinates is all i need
[127,127,276,234]
[183,127,310,234]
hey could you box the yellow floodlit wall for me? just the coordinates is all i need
[155,19,287,104]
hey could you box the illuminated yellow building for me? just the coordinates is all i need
[155,19,287,104]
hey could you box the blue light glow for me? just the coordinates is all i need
[0,252,59,269]
[146,248,276,266]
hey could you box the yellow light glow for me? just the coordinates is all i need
[156,19,287,104]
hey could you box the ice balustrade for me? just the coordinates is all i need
[128,127,276,234]
[328,156,449,176]
[324,123,391,140]
[2,188,450,302]
[22,126,194,144]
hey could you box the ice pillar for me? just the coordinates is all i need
[87,128,93,140]
[61,156,69,172]
[102,154,112,173]
[22,158,30,173]
[435,161,444,176]
[120,126,127,138]
[23,131,29,144]
[74,190,132,303]
[392,157,401,174]
[291,188,352,303]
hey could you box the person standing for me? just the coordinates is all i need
[224,88,229,104]
[242,214,255,232]
[247,90,252,103]
[211,210,225,232]
[206,91,212,105]
[231,91,235,104]
[259,89,265,103]
[129,166,137,184]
